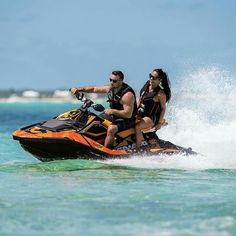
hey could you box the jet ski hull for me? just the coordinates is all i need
[14,133,196,162]
[13,129,130,162]
[18,138,113,162]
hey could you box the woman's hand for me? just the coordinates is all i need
[154,119,168,130]
[154,123,162,130]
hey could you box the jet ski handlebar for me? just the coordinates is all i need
[72,91,105,112]
[74,91,86,102]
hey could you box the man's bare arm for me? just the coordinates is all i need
[110,91,135,119]
[70,85,110,94]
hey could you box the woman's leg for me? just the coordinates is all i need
[135,117,154,151]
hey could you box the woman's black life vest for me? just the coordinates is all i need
[138,81,163,124]
[107,82,137,120]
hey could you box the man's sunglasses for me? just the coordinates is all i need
[149,73,159,80]
[109,78,119,83]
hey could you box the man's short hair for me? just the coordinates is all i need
[112,70,124,80]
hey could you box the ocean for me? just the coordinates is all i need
[0,67,236,235]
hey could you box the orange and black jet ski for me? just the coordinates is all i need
[12,92,197,162]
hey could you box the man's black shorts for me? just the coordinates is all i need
[100,113,135,132]
[113,118,135,132]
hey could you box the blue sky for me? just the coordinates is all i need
[0,0,235,90]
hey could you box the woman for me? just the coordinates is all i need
[135,68,171,151]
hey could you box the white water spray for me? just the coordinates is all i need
[105,66,236,169]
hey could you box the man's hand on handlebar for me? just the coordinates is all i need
[69,88,77,94]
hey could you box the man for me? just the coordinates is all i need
[70,70,137,148]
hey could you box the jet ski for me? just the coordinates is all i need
[12,92,197,162]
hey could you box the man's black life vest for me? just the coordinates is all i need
[107,82,137,120]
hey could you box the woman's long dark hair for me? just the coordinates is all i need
[153,68,171,102]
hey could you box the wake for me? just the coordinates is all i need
[103,66,236,170]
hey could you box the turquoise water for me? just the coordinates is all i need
[1,102,236,235]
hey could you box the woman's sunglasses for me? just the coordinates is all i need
[149,73,159,80]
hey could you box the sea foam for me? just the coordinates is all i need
[104,66,236,170]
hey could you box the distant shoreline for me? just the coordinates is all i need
[0,96,106,104]
[0,97,76,103]
[0,89,106,103]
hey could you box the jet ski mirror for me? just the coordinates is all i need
[92,104,105,112]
